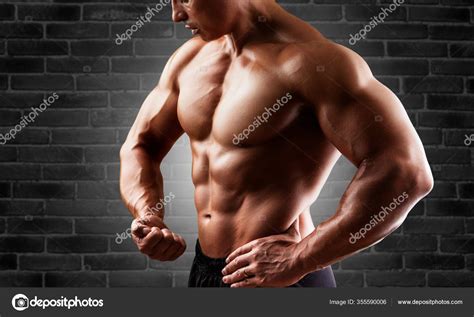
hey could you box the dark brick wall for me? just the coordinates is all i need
[0,0,472,287]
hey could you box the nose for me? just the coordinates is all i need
[171,1,188,23]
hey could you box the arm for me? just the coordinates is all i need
[222,43,433,287]
[293,46,434,274]
[120,51,186,261]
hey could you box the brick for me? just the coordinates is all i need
[71,40,133,56]
[77,181,120,199]
[77,75,139,90]
[366,272,426,287]
[47,23,109,39]
[0,272,42,287]
[8,217,72,234]
[84,254,146,270]
[0,4,14,20]
[0,237,44,252]
[430,26,474,40]
[14,182,75,199]
[135,39,186,56]
[47,57,109,73]
[406,254,464,270]
[409,7,470,22]
[403,217,464,234]
[387,42,447,57]
[83,4,170,21]
[20,255,81,271]
[450,43,474,57]
[425,148,470,164]
[45,272,106,287]
[75,217,131,234]
[19,147,83,162]
[91,110,138,127]
[0,200,44,216]
[332,272,364,287]
[43,165,105,180]
[459,184,474,198]
[111,23,173,39]
[47,236,108,253]
[440,238,474,253]
[150,252,195,270]
[45,200,107,216]
[53,93,108,108]
[375,235,437,252]
[341,254,402,270]
[111,92,147,108]
[346,5,406,21]
[84,146,121,162]
[52,129,115,144]
[283,5,342,21]
[8,40,68,56]
[18,5,80,21]
[404,77,463,94]
[11,75,74,90]
[0,254,17,270]
[112,57,167,73]
[0,57,44,73]
[426,200,474,217]
[109,271,172,287]
[428,272,474,287]
[0,164,41,180]
[432,61,474,75]
[367,59,429,76]
[428,95,474,111]
[0,182,10,198]
[420,112,474,128]
[0,23,43,39]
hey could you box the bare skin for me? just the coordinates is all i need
[120,0,434,287]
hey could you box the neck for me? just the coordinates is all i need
[224,0,280,55]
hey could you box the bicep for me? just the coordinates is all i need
[317,77,423,166]
[125,76,183,161]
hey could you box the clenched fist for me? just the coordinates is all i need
[131,213,186,261]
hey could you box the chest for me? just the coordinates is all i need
[176,52,301,146]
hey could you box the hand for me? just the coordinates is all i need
[131,213,186,261]
[221,219,305,288]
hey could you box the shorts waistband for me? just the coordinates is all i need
[194,239,227,275]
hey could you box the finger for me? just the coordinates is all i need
[131,221,148,240]
[138,227,163,254]
[225,240,257,264]
[230,277,259,288]
[167,237,186,261]
[222,253,252,275]
[161,233,182,259]
[151,229,174,255]
[222,266,254,285]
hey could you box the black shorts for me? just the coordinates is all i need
[188,239,337,288]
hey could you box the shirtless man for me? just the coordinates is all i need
[120,0,433,288]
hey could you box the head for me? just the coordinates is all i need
[172,0,239,41]
[171,0,277,41]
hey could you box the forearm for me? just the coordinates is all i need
[120,143,165,219]
[294,155,433,275]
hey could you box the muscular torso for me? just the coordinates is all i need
[176,36,341,258]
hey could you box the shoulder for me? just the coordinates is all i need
[158,37,207,89]
[278,39,374,98]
